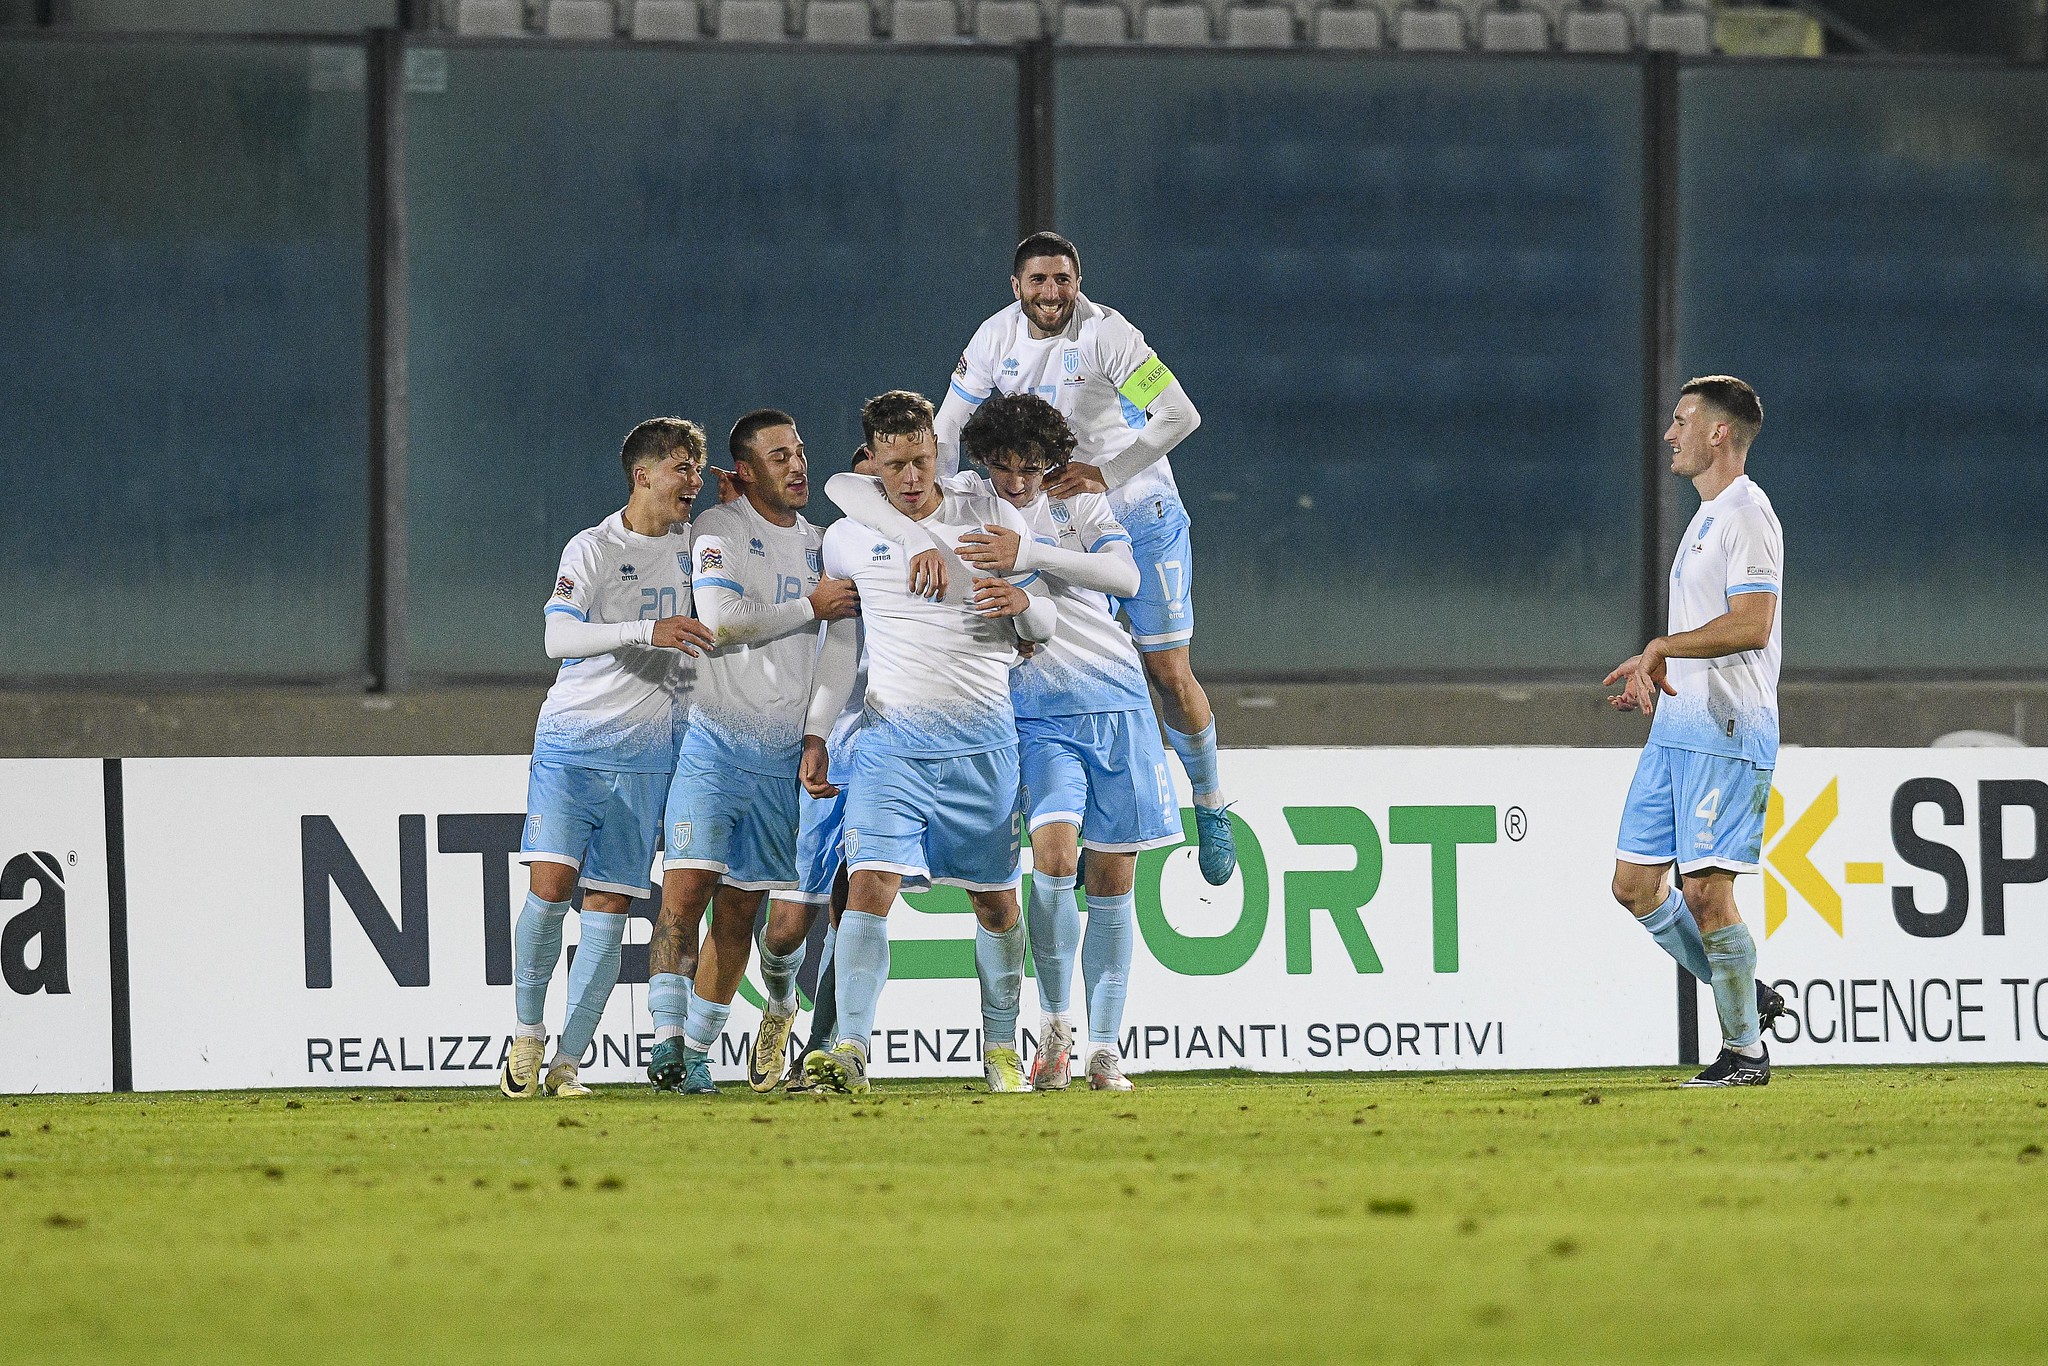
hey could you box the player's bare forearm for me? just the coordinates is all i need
[1652,594,1777,661]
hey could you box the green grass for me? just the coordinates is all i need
[5,1067,2047,1363]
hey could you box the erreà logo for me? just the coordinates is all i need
[1762,777,2048,940]
[2,851,68,996]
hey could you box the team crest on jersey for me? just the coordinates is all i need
[1699,516,1715,537]
[1049,500,1071,525]
[526,814,542,843]
[844,828,860,859]
[619,563,638,582]
[1063,348,1080,376]
[748,537,765,556]
[553,575,575,600]
[699,547,724,570]
[671,820,693,852]
[806,548,823,575]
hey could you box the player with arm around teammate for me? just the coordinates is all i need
[644,410,859,1096]
[828,392,1173,1091]
[935,232,1235,887]
[799,390,1059,1095]
[502,418,716,1099]
[1606,376,1787,1088]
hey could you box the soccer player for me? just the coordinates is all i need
[829,392,1175,1091]
[1606,376,1785,1088]
[753,447,876,1094]
[645,410,858,1096]
[800,390,1058,1095]
[936,231,1236,887]
[502,418,715,1100]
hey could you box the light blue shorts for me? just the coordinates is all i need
[662,745,799,891]
[1115,494,1195,653]
[1019,710,1182,853]
[844,744,1021,892]
[519,760,667,898]
[788,787,849,905]
[1616,742,1773,876]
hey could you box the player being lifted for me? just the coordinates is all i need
[502,418,715,1099]
[801,391,1058,1095]
[829,393,1176,1091]
[645,410,858,1096]
[1605,377,1785,1088]
[937,232,1235,886]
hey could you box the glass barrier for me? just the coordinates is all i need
[0,37,370,679]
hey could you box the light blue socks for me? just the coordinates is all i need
[1026,871,1081,1016]
[683,990,731,1057]
[1081,891,1135,1050]
[1165,719,1223,801]
[555,910,626,1064]
[1636,888,1710,983]
[649,971,695,1044]
[832,910,890,1057]
[757,935,806,1016]
[513,891,570,1029]
[1703,921,1761,1052]
[976,920,1027,1048]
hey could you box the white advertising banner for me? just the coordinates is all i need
[100,745,2048,1092]
[1732,749,2048,1063]
[0,759,113,1094]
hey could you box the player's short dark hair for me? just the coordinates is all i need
[728,408,797,464]
[860,390,935,448]
[961,392,1077,475]
[1680,376,1763,449]
[619,417,706,483]
[1012,231,1080,278]
[850,447,873,471]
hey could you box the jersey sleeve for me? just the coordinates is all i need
[1092,311,1175,414]
[1723,507,1784,600]
[820,519,861,581]
[950,319,1000,408]
[546,535,600,621]
[1071,492,1131,554]
[691,527,743,600]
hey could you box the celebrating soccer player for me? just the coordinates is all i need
[935,232,1236,886]
[1605,377,1786,1088]
[644,410,858,1096]
[799,391,1057,1095]
[830,393,1176,1091]
[502,418,715,1100]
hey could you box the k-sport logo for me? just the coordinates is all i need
[2,850,68,996]
[1762,777,2048,940]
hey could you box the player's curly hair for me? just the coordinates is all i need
[860,390,935,448]
[960,391,1077,474]
[619,417,706,483]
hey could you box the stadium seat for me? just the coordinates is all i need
[804,0,876,38]
[891,0,961,38]
[1223,2,1294,44]
[1642,6,1708,51]
[631,0,702,33]
[1140,1,1211,42]
[1310,3,1383,45]
[1057,1,1129,40]
[973,0,1043,39]
[1478,4,1546,48]
[1559,4,1627,50]
[452,0,527,35]
[716,0,788,36]
[1394,2,1463,47]
[544,0,618,34]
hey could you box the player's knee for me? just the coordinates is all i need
[1611,869,1662,916]
[528,860,577,903]
[1680,878,1732,923]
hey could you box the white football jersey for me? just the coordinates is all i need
[687,498,825,778]
[535,511,693,773]
[820,482,1039,758]
[821,622,869,785]
[948,294,1183,514]
[937,474,1149,720]
[1648,475,1785,767]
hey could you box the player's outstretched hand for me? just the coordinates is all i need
[907,549,947,600]
[712,467,743,504]
[1046,461,1108,497]
[809,575,860,621]
[800,736,838,799]
[970,577,1028,618]
[957,524,1021,575]
[1602,644,1674,715]
[654,615,717,655]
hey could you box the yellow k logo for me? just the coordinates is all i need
[1762,778,1886,938]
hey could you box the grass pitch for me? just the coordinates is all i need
[6,1067,2047,1364]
